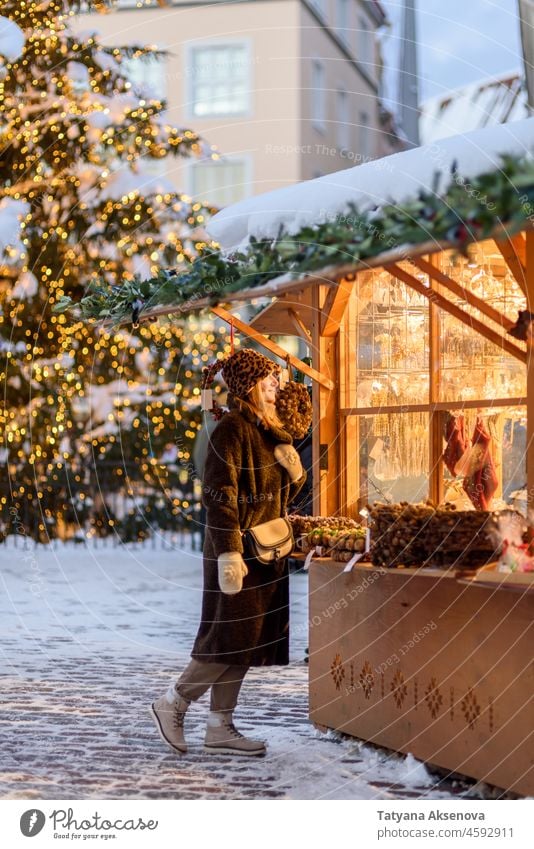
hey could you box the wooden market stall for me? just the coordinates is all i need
[85,119,534,795]
[242,227,534,796]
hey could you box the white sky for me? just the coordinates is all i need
[381,0,523,106]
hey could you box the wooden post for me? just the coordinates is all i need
[526,232,534,526]
[495,233,527,295]
[428,255,444,505]
[311,284,340,515]
[339,285,360,517]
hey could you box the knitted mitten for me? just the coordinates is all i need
[273,443,304,482]
[217,552,248,595]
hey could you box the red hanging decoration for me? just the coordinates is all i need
[462,416,498,511]
[443,413,468,476]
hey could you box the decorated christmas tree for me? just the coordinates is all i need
[0,0,225,542]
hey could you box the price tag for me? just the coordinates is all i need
[279,368,290,389]
[343,552,365,573]
[303,549,316,571]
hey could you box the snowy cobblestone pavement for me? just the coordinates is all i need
[0,538,493,800]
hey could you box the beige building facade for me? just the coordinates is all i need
[75,0,387,204]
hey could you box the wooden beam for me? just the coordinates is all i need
[311,285,340,515]
[209,304,334,390]
[288,307,312,341]
[428,255,443,505]
[495,234,528,295]
[512,232,526,265]
[339,289,360,517]
[526,231,534,527]
[321,276,356,336]
[340,396,527,416]
[413,256,514,331]
[387,263,526,364]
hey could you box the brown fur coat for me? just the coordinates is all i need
[191,397,306,666]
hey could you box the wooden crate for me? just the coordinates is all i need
[308,559,534,796]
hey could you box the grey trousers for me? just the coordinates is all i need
[175,658,249,712]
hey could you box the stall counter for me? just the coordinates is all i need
[308,558,534,795]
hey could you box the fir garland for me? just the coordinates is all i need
[54,152,534,326]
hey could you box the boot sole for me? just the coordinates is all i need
[203,744,266,757]
[149,703,188,755]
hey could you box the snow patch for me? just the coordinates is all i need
[0,15,25,63]
[85,110,111,130]
[11,270,38,300]
[0,198,29,263]
[0,542,486,799]
[132,253,153,281]
[67,61,90,87]
[100,168,176,201]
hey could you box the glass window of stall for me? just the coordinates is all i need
[340,241,527,515]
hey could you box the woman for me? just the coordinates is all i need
[150,348,307,756]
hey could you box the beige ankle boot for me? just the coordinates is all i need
[150,686,190,754]
[204,711,266,756]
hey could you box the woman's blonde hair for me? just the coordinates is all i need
[240,377,284,430]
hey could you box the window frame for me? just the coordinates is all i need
[336,85,350,152]
[358,109,371,159]
[184,38,253,121]
[336,0,350,46]
[357,12,374,76]
[311,58,327,134]
[122,51,168,103]
[187,154,254,207]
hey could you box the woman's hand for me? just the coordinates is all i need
[217,551,248,595]
[274,444,304,482]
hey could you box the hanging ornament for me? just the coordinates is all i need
[201,388,213,411]
[279,367,290,390]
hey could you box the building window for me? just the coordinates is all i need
[357,15,374,75]
[189,158,250,206]
[123,55,166,102]
[337,88,350,151]
[336,0,349,44]
[190,43,250,118]
[359,111,372,159]
[312,59,326,132]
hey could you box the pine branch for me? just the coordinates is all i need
[56,153,534,326]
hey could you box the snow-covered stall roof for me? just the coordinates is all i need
[59,117,534,326]
[207,118,534,252]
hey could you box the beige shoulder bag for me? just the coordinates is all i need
[241,516,294,565]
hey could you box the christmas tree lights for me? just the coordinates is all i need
[0,0,225,541]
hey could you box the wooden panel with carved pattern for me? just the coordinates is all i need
[308,559,534,796]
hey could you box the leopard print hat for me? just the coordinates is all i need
[202,348,281,406]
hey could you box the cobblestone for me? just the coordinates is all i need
[0,540,492,800]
